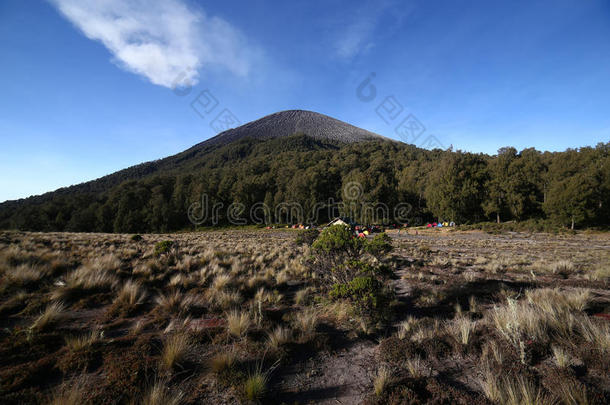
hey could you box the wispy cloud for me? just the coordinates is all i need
[334,11,379,59]
[50,0,257,88]
[333,1,412,60]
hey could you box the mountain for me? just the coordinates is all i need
[0,110,608,232]
[198,110,390,147]
[0,110,392,203]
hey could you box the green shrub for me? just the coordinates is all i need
[329,259,391,283]
[365,233,393,257]
[329,276,389,317]
[154,240,174,256]
[131,234,142,242]
[295,229,320,246]
[312,225,362,255]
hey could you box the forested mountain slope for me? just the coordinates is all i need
[0,111,608,232]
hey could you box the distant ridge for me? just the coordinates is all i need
[195,110,390,147]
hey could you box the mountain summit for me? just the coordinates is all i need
[198,110,388,147]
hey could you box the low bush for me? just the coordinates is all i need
[365,233,393,258]
[295,229,319,246]
[330,276,390,319]
[312,225,363,257]
[154,241,174,256]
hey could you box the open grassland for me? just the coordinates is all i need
[0,229,608,404]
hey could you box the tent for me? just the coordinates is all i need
[327,218,350,227]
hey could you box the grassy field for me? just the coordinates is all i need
[0,228,608,404]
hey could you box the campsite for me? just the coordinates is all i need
[0,225,608,404]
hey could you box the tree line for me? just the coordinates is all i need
[0,135,608,232]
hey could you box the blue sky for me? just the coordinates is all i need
[1,0,609,202]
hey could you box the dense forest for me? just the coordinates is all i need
[0,134,608,232]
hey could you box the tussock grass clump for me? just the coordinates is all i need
[169,273,193,288]
[52,265,118,301]
[501,375,551,405]
[449,317,477,345]
[275,269,290,285]
[554,378,589,405]
[586,264,610,282]
[244,371,268,401]
[551,345,572,368]
[479,368,502,403]
[84,254,121,274]
[209,351,236,374]
[405,356,426,378]
[49,379,87,405]
[397,316,418,339]
[212,273,232,292]
[143,380,183,405]
[482,341,504,365]
[491,288,593,347]
[578,316,610,353]
[213,290,243,310]
[294,287,310,305]
[115,280,146,308]
[549,260,575,276]
[160,333,191,370]
[31,301,65,331]
[5,264,45,286]
[479,371,552,405]
[373,366,392,396]
[267,326,292,349]
[65,330,101,351]
[155,290,196,315]
[469,295,478,313]
[294,307,318,341]
[227,310,251,338]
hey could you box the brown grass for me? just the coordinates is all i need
[160,333,191,370]
[31,301,65,331]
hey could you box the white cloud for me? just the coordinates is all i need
[335,19,377,59]
[333,1,412,60]
[50,0,256,88]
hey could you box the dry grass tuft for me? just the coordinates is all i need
[226,310,251,338]
[551,345,572,368]
[115,280,146,308]
[405,356,426,378]
[294,287,310,305]
[209,351,236,374]
[267,326,292,349]
[5,264,45,286]
[448,316,477,345]
[31,301,65,331]
[554,378,589,405]
[491,288,593,347]
[65,330,101,351]
[155,290,184,313]
[294,307,318,340]
[397,316,418,339]
[160,333,191,370]
[212,273,232,292]
[52,265,117,301]
[49,378,87,405]
[244,371,268,401]
[479,370,552,405]
[373,366,392,396]
[586,263,610,282]
[143,380,183,405]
